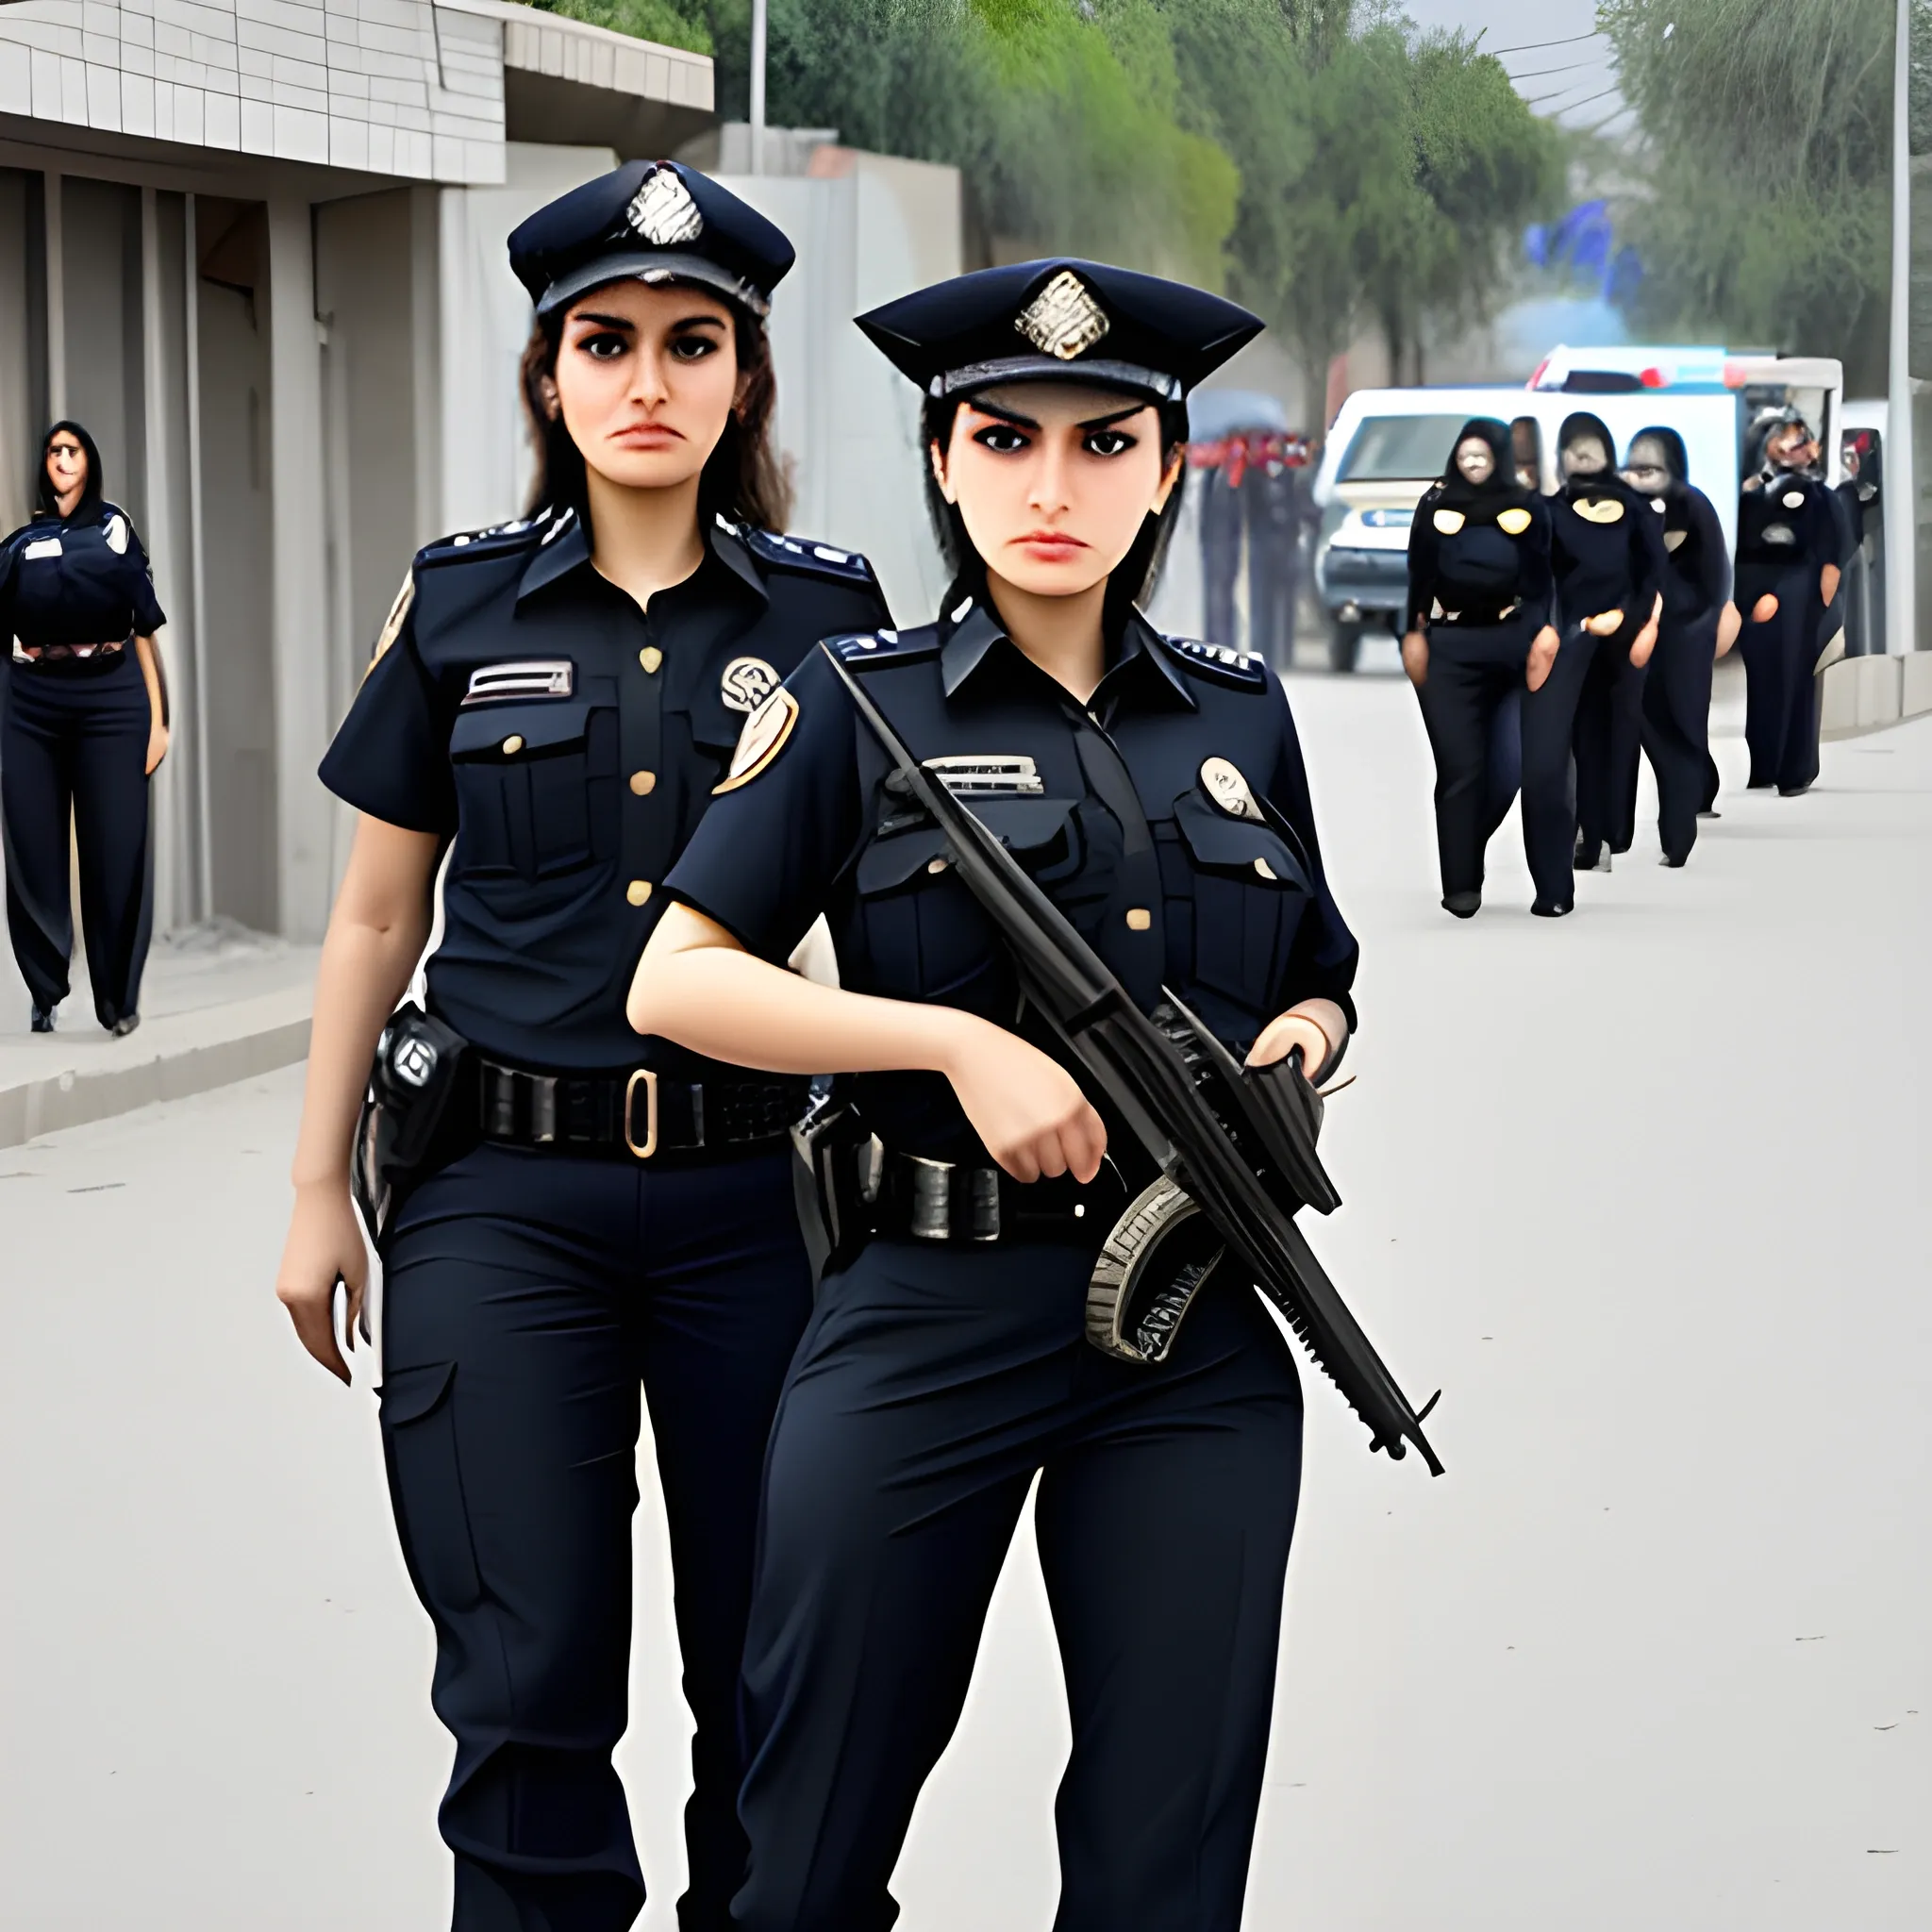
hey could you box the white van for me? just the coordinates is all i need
[1310,353,1841,670]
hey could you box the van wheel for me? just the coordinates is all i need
[1326,619,1362,674]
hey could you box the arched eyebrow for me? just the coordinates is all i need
[1075,405,1145,431]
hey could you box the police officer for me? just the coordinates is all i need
[1735,411,1840,796]
[0,421,170,1033]
[1401,417,1556,916]
[1541,411,1665,889]
[631,259,1359,1931]
[1619,427,1739,866]
[272,160,891,1932]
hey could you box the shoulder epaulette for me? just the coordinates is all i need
[824,626,940,669]
[731,520,881,588]
[415,506,562,570]
[1158,633,1270,691]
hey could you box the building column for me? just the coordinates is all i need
[265,196,333,941]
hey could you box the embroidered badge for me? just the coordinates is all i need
[1781,489,1807,509]
[1496,507,1533,536]
[365,573,417,677]
[1200,757,1264,822]
[1573,496,1625,525]
[922,755,1045,797]
[1663,528,1688,553]
[627,166,705,248]
[1014,269,1110,361]
[720,655,781,714]
[1432,508,1466,536]
[713,687,799,793]
[24,537,61,559]
[104,513,128,555]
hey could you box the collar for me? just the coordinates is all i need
[515,507,770,608]
[938,590,1195,711]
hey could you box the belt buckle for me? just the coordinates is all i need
[624,1068,658,1159]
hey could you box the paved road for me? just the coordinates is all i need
[4,671,1928,1930]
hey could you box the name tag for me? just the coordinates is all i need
[461,659,575,704]
[922,754,1044,797]
[23,538,61,559]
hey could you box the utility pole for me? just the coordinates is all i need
[750,0,768,175]
[1890,0,1917,653]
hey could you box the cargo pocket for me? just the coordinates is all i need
[450,699,597,882]
[377,1360,483,1613]
[1173,791,1312,1010]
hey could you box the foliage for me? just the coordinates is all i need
[1598,0,1893,370]
[518,0,712,57]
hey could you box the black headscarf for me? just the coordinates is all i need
[1434,417,1521,511]
[35,420,105,525]
[1557,411,1620,499]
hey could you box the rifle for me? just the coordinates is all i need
[824,645,1442,1475]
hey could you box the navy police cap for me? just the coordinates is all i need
[508,159,794,323]
[856,258,1263,406]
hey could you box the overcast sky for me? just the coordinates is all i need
[1398,0,1631,139]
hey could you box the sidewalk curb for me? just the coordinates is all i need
[0,996,312,1147]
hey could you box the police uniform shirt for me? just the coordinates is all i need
[1405,489,1552,632]
[318,505,890,1072]
[1654,485,1730,625]
[1737,471,1839,575]
[1548,473,1667,631]
[664,593,1359,1166]
[0,503,166,653]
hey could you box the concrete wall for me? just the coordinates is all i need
[0,165,48,534]
[0,0,506,182]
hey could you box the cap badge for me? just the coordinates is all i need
[721,655,781,714]
[1015,269,1110,361]
[1200,758,1264,823]
[627,166,705,248]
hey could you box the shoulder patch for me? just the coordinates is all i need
[1158,634,1270,691]
[824,627,941,669]
[733,520,882,589]
[416,506,561,570]
[712,687,800,794]
[365,572,417,676]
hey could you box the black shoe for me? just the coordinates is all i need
[1777,783,1812,797]
[1660,853,1689,869]
[1531,897,1574,918]
[1574,842,1611,873]
[109,1012,141,1038]
[29,1005,55,1033]
[1442,891,1481,919]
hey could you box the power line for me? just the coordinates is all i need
[1486,29,1606,57]
[1507,58,1601,82]
[1546,85,1624,118]
[1524,76,1603,106]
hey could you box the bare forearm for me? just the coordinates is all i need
[133,633,164,727]
[290,907,431,1188]
[630,936,972,1078]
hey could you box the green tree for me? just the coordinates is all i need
[1599,0,1892,382]
[520,0,711,56]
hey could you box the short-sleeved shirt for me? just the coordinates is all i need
[318,504,891,1072]
[665,592,1359,1166]
[0,503,167,656]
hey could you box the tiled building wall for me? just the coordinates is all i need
[0,0,506,182]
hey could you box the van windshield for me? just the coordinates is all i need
[1339,415,1468,483]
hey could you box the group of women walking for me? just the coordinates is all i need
[271,159,1361,1932]
[1403,407,1850,917]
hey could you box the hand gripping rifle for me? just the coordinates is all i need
[825,647,1443,1474]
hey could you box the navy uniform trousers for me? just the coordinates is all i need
[1517,623,1607,908]
[1571,618,1648,865]
[1412,615,1529,901]
[1,653,153,1024]
[1638,608,1719,865]
[1738,569,1825,794]
[731,1234,1305,1932]
[379,1141,813,1932]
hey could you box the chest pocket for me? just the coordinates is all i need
[853,796,1080,1001]
[449,698,599,882]
[1172,790,1311,1012]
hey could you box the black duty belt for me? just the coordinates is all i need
[867,1145,1129,1245]
[475,1058,808,1159]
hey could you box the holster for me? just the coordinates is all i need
[790,1087,878,1286]
[350,1004,474,1246]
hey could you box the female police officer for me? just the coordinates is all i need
[1619,427,1740,865]
[272,161,890,1932]
[631,260,1359,1932]
[1540,411,1664,892]
[1401,416,1557,915]
[0,420,169,1033]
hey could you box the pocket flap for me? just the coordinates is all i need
[856,824,951,894]
[856,795,1079,894]
[378,1359,457,1426]
[965,794,1076,854]
[450,698,591,759]
[1174,791,1309,889]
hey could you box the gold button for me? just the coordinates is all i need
[640,646,662,674]
[926,857,949,874]
[501,733,524,755]
[629,770,656,796]
[1253,857,1277,880]
[626,879,652,907]
[1125,908,1152,931]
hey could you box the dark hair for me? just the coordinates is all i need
[518,295,791,532]
[920,391,1191,634]
[37,420,104,523]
